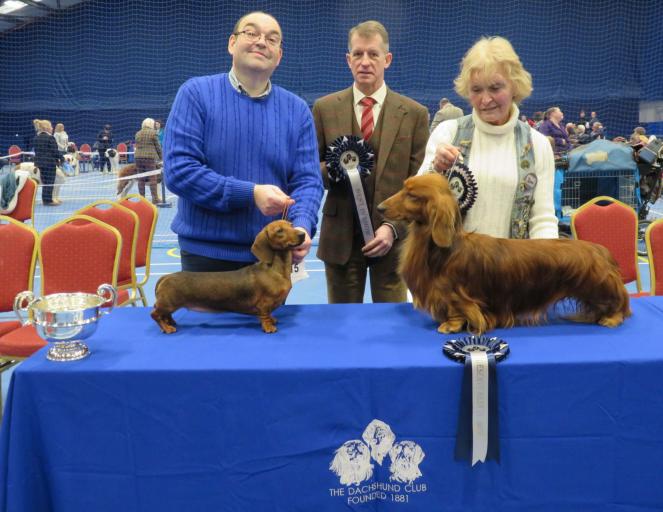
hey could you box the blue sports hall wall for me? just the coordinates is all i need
[0,0,661,151]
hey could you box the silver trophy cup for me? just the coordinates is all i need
[13,284,117,361]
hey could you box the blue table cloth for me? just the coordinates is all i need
[1,299,663,512]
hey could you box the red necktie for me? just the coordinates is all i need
[360,97,377,141]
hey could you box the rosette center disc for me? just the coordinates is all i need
[461,344,490,354]
[340,150,359,170]
[448,176,464,198]
[443,335,509,364]
[444,163,478,215]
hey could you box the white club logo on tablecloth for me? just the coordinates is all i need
[328,419,427,506]
[330,419,425,485]
[388,440,425,484]
[329,439,373,486]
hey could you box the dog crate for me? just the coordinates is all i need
[561,169,637,211]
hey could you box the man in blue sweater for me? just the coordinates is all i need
[164,11,323,272]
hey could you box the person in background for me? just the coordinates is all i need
[538,106,573,155]
[574,124,591,145]
[53,123,69,158]
[532,111,544,130]
[134,117,162,204]
[313,20,429,303]
[155,119,165,147]
[565,122,577,145]
[577,110,589,130]
[630,126,649,147]
[430,97,464,132]
[590,122,605,140]
[32,119,62,206]
[163,11,323,272]
[520,113,535,127]
[420,36,558,240]
[96,123,113,173]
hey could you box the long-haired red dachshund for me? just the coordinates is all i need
[377,173,631,334]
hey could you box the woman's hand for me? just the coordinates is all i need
[433,143,461,173]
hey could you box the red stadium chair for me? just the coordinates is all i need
[8,145,21,166]
[6,177,37,223]
[571,196,642,293]
[0,215,43,410]
[117,194,158,306]
[76,201,139,306]
[0,216,38,341]
[79,143,93,172]
[645,219,663,296]
[38,214,122,297]
[117,142,128,164]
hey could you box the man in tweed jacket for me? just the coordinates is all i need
[312,20,429,303]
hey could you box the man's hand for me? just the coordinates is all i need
[254,184,295,216]
[291,228,312,264]
[361,224,394,258]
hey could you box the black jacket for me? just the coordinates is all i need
[33,132,61,169]
[97,129,113,151]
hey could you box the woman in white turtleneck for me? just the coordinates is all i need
[418,36,558,240]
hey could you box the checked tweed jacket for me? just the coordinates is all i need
[134,127,163,162]
[312,86,429,266]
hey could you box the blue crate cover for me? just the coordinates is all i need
[568,140,637,173]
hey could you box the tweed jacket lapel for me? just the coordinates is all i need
[375,88,406,183]
[333,87,354,137]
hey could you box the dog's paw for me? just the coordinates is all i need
[262,324,278,334]
[598,313,624,328]
[437,320,464,334]
[161,324,177,334]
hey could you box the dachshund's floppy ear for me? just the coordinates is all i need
[428,192,459,248]
[251,226,275,264]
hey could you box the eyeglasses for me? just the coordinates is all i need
[234,29,282,48]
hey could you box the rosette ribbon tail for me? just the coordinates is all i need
[454,353,500,465]
[324,135,376,245]
[345,167,374,244]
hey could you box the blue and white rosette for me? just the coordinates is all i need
[325,135,375,244]
[444,161,478,217]
[443,336,509,466]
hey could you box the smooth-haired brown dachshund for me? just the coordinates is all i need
[151,220,304,334]
[377,173,631,334]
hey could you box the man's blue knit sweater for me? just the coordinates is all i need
[164,73,323,262]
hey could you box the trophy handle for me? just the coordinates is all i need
[97,284,117,314]
[13,291,38,325]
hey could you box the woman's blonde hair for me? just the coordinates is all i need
[33,119,52,133]
[454,36,532,104]
[142,117,155,129]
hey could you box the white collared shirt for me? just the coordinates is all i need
[351,82,398,240]
[352,82,387,128]
[228,68,272,98]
